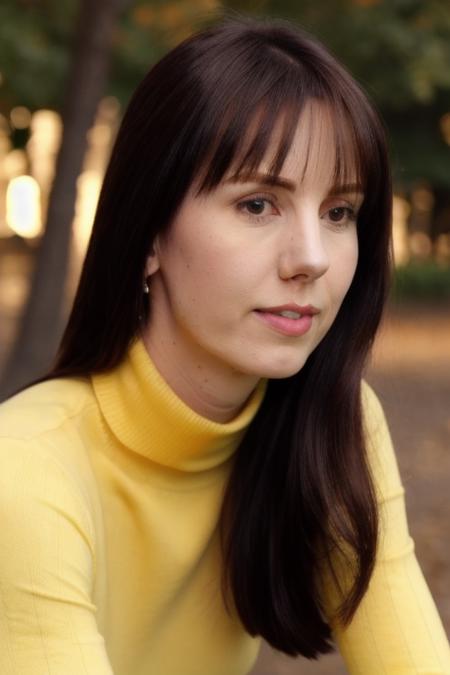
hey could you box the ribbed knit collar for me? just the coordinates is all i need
[91,337,267,472]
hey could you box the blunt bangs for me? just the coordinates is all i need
[186,27,386,220]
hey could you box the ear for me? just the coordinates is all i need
[144,241,160,277]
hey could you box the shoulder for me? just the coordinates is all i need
[0,435,97,589]
[360,379,404,502]
[0,378,99,537]
[0,384,110,672]
[0,376,94,441]
[360,378,386,429]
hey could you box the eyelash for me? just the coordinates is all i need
[236,196,277,223]
[326,206,358,229]
[236,195,358,228]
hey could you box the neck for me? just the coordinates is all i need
[140,328,260,424]
[91,337,267,472]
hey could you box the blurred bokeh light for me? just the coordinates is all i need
[0,98,120,257]
[6,175,42,238]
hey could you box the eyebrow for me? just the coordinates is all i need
[226,171,296,191]
[225,171,364,196]
[328,184,364,197]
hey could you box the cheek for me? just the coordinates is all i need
[344,244,359,288]
[162,236,244,317]
[331,236,359,298]
[178,234,254,294]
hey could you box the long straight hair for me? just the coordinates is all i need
[25,17,392,658]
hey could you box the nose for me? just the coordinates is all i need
[277,212,330,282]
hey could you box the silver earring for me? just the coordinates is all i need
[143,278,150,294]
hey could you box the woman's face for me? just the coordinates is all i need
[143,106,361,400]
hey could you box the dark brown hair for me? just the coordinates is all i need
[26,17,392,658]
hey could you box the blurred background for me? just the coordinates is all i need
[0,0,448,672]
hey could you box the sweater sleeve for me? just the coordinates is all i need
[319,381,450,674]
[0,437,114,675]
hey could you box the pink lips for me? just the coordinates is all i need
[254,304,319,337]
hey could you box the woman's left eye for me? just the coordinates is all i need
[324,206,357,226]
[237,197,277,219]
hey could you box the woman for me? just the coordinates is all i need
[0,16,449,675]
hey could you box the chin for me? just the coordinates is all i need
[261,364,307,380]
[242,354,310,380]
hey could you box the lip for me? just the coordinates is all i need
[256,304,320,316]
[253,304,319,337]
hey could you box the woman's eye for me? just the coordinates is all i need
[245,199,267,215]
[237,196,277,219]
[325,206,357,226]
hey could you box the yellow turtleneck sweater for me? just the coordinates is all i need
[0,337,448,675]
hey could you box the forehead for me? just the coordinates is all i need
[193,86,366,201]
[259,102,349,188]
[196,96,362,197]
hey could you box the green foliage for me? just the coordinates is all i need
[108,5,163,106]
[223,0,450,188]
[0,0,219,112]
[392,261,450,299]
[108,0,220,104]
[0,0,77,112]
[230,0,450,110]
[387,93,450,189]
[0,0,449,187]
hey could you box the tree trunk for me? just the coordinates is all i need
[0,0,129,401]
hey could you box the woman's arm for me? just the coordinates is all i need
[0,437,114,675]
[319,382,450,674]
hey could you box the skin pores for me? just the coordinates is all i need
[142,104,362,422]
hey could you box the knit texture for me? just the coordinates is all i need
[0,336,448,674]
